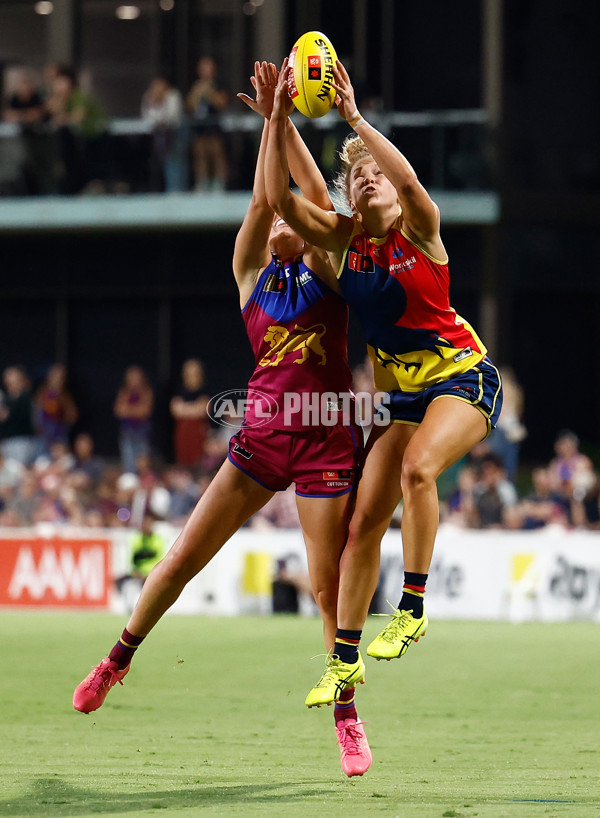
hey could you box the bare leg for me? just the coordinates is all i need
[296,492,353,651]
[127,460,273,636]
[399,398,487,572]
[337,423,414,630]
[337,398,488,630]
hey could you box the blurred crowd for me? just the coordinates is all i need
[443,431,599,531]
[1,360,599,534]
[0,359,220,529]
[1,58,231,196]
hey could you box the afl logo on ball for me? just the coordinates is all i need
[307,56,322,81]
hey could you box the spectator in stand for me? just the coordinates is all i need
[550,444,599,530]
[570,467,600,530]
[115,511,166,589]
[170,358,210,468]
[72,432,105,487]
[46,66,108,194]
[0,366,37,465]
[0,449,24,512]
[29,441,75,524]
[505,465,569,530]
[34,363,78,453]
[2,67,51,194]
[186,57,228,192]
[134,453,160,490]
[111,471,140,527]
[488,366,527,483]
[472,452,518,529]
[141,76,186,192]
[6,470,40,526]
[197,430,229,479]
[90,470,121,526]
[272,553,314,614]
[445,465,479,528]
[163,465,200,525]
[114,366,154,474]
[548,430,593,498]
[31,475,66,524]
[57,481,87,526]
[34,440,75,476]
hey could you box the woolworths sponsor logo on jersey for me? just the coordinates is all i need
[389,255,417,272]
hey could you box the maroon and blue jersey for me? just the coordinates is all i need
[338,216,487,393]
[242,256,352,429]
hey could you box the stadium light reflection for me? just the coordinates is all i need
[34,1,54,14]
[115,5,140,20]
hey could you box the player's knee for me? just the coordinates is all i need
[313,585,337,620]
[347,511,380,553]
[401,457,436,494]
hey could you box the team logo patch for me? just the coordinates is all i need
[307,55,322,80]
[233,443,253,460]
[348,250,374,273]
[259,323,327,368]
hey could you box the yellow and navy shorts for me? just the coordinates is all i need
[380,357,503,436]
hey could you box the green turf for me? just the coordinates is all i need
[0,612,599,818]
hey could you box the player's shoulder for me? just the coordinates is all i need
[302,248,341,294]
[344,214,366,243]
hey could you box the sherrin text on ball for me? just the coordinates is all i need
[288,31,338,118]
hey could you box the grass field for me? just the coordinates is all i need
[0,613,599,818]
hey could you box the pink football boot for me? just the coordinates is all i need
[73,658,130,713]
[335,719,373,777]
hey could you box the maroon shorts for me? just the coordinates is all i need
[228,423,363,498]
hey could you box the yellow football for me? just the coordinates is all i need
[288,31,338,118]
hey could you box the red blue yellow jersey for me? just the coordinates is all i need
[242,256,352,429]
[338,216,487,392]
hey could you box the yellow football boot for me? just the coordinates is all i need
[367,606,428,660]
[305,652,365,708]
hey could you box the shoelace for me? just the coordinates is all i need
[312,653,344,689]
[372,605,415,643]
[337,721,369,755]
[86,662,124,692]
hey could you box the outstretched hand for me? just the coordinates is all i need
[332,59,359,122]
[271,58,294,119]
[237,60,279,119]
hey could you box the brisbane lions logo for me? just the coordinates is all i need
[259,324,327,367]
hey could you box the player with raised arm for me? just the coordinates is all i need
[265,60,503,706]
[73,62,371,778]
